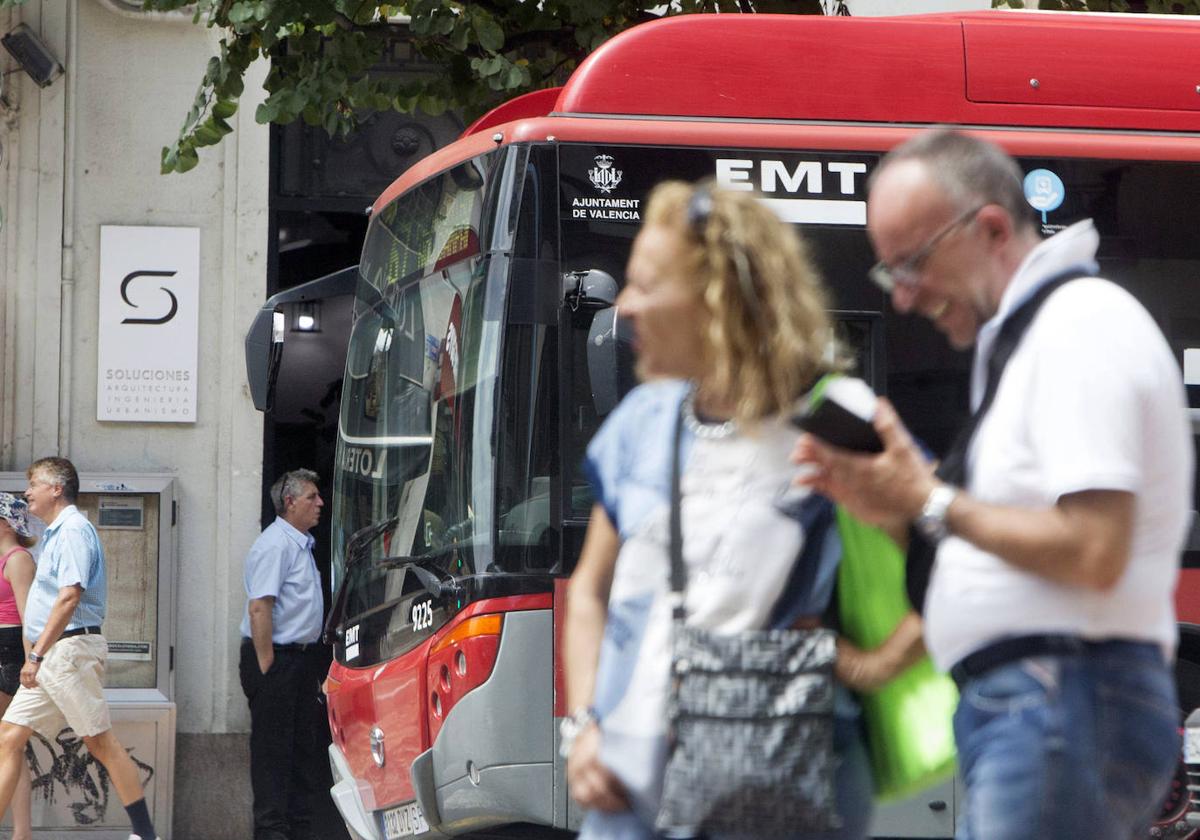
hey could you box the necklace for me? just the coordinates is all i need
[682,389,737,440]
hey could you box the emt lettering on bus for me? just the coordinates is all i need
[716,158,868,196]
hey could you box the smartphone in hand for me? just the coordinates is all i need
[791,375,883,453]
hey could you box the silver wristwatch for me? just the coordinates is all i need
[558,706,597,758]
[27,650,44,664]
[915,484,957,544]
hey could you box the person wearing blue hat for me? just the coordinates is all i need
[0,491,35,840]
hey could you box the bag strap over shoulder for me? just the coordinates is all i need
[906,268,1091,613]
[935,268,1091,487]
[669,398,688,619]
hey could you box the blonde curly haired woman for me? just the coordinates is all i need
[561,181,906,840]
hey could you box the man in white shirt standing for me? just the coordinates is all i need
[240,469,325,840]
[795,129,1192,839]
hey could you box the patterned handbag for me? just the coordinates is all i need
[655,402,841,837]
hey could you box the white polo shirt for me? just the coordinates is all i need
[923,220,1193,672]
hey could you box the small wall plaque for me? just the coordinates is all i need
[97,496,144,530]
[107,641,152,661]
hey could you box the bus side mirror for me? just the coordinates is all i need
[564,269,633,416]
[245,309,286,412]
[244,265,359,413]
[563,269,618,312]
[587,306,635,418]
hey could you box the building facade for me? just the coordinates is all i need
[0,2,268,836]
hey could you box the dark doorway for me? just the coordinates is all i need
[262,99,466,587]
[259,38,465,838]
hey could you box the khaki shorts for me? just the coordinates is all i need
[2,635,110,739]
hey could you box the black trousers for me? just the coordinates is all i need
[239,639,326,840]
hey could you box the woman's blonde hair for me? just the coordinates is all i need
[642,180,836,425]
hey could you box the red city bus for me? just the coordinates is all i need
[247,9,1200,839]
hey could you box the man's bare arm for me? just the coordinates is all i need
[795,398,1135,591]
[946,488,1133,591]
[34,585,83,656]
[248,596,276,674]
[21,584,83,689]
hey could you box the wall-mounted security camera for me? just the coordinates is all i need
[2,24,63,88]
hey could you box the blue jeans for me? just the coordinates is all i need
[953,640,1178,840]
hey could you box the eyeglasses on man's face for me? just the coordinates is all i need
[869,204,984,293]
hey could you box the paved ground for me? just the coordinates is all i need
[173,731,349,840]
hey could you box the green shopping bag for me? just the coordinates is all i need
[836,507,958,802]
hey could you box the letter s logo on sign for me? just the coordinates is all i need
[120,270,179,325]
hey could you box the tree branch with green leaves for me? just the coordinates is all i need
[993,1,1199,13]
[133,0,821,173]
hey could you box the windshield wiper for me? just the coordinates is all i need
[323,517,399,644]
[377,554,465,601]
[347,517,399,567]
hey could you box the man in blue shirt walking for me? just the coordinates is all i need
[0,457,159,840]
[240,468,325,840]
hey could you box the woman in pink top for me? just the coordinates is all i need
[0,492,36,840]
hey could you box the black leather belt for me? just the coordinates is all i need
[949,634,1088,688]
[60,625,102,639]
[241,638,320,653]
[273,641,320,652]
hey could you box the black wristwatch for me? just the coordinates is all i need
[28,651,44,665]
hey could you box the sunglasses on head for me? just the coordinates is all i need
[685,184,762,323]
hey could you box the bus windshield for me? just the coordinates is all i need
[332,152,506,596]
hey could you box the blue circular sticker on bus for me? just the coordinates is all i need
[1023,169,1064,222]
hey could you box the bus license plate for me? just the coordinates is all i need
[382,801,429,839]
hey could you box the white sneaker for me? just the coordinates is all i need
[127,835,162,840]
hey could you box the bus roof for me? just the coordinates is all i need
[377,10,1200,213]
[459,10,1200,134]
[554,11,1200,130]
